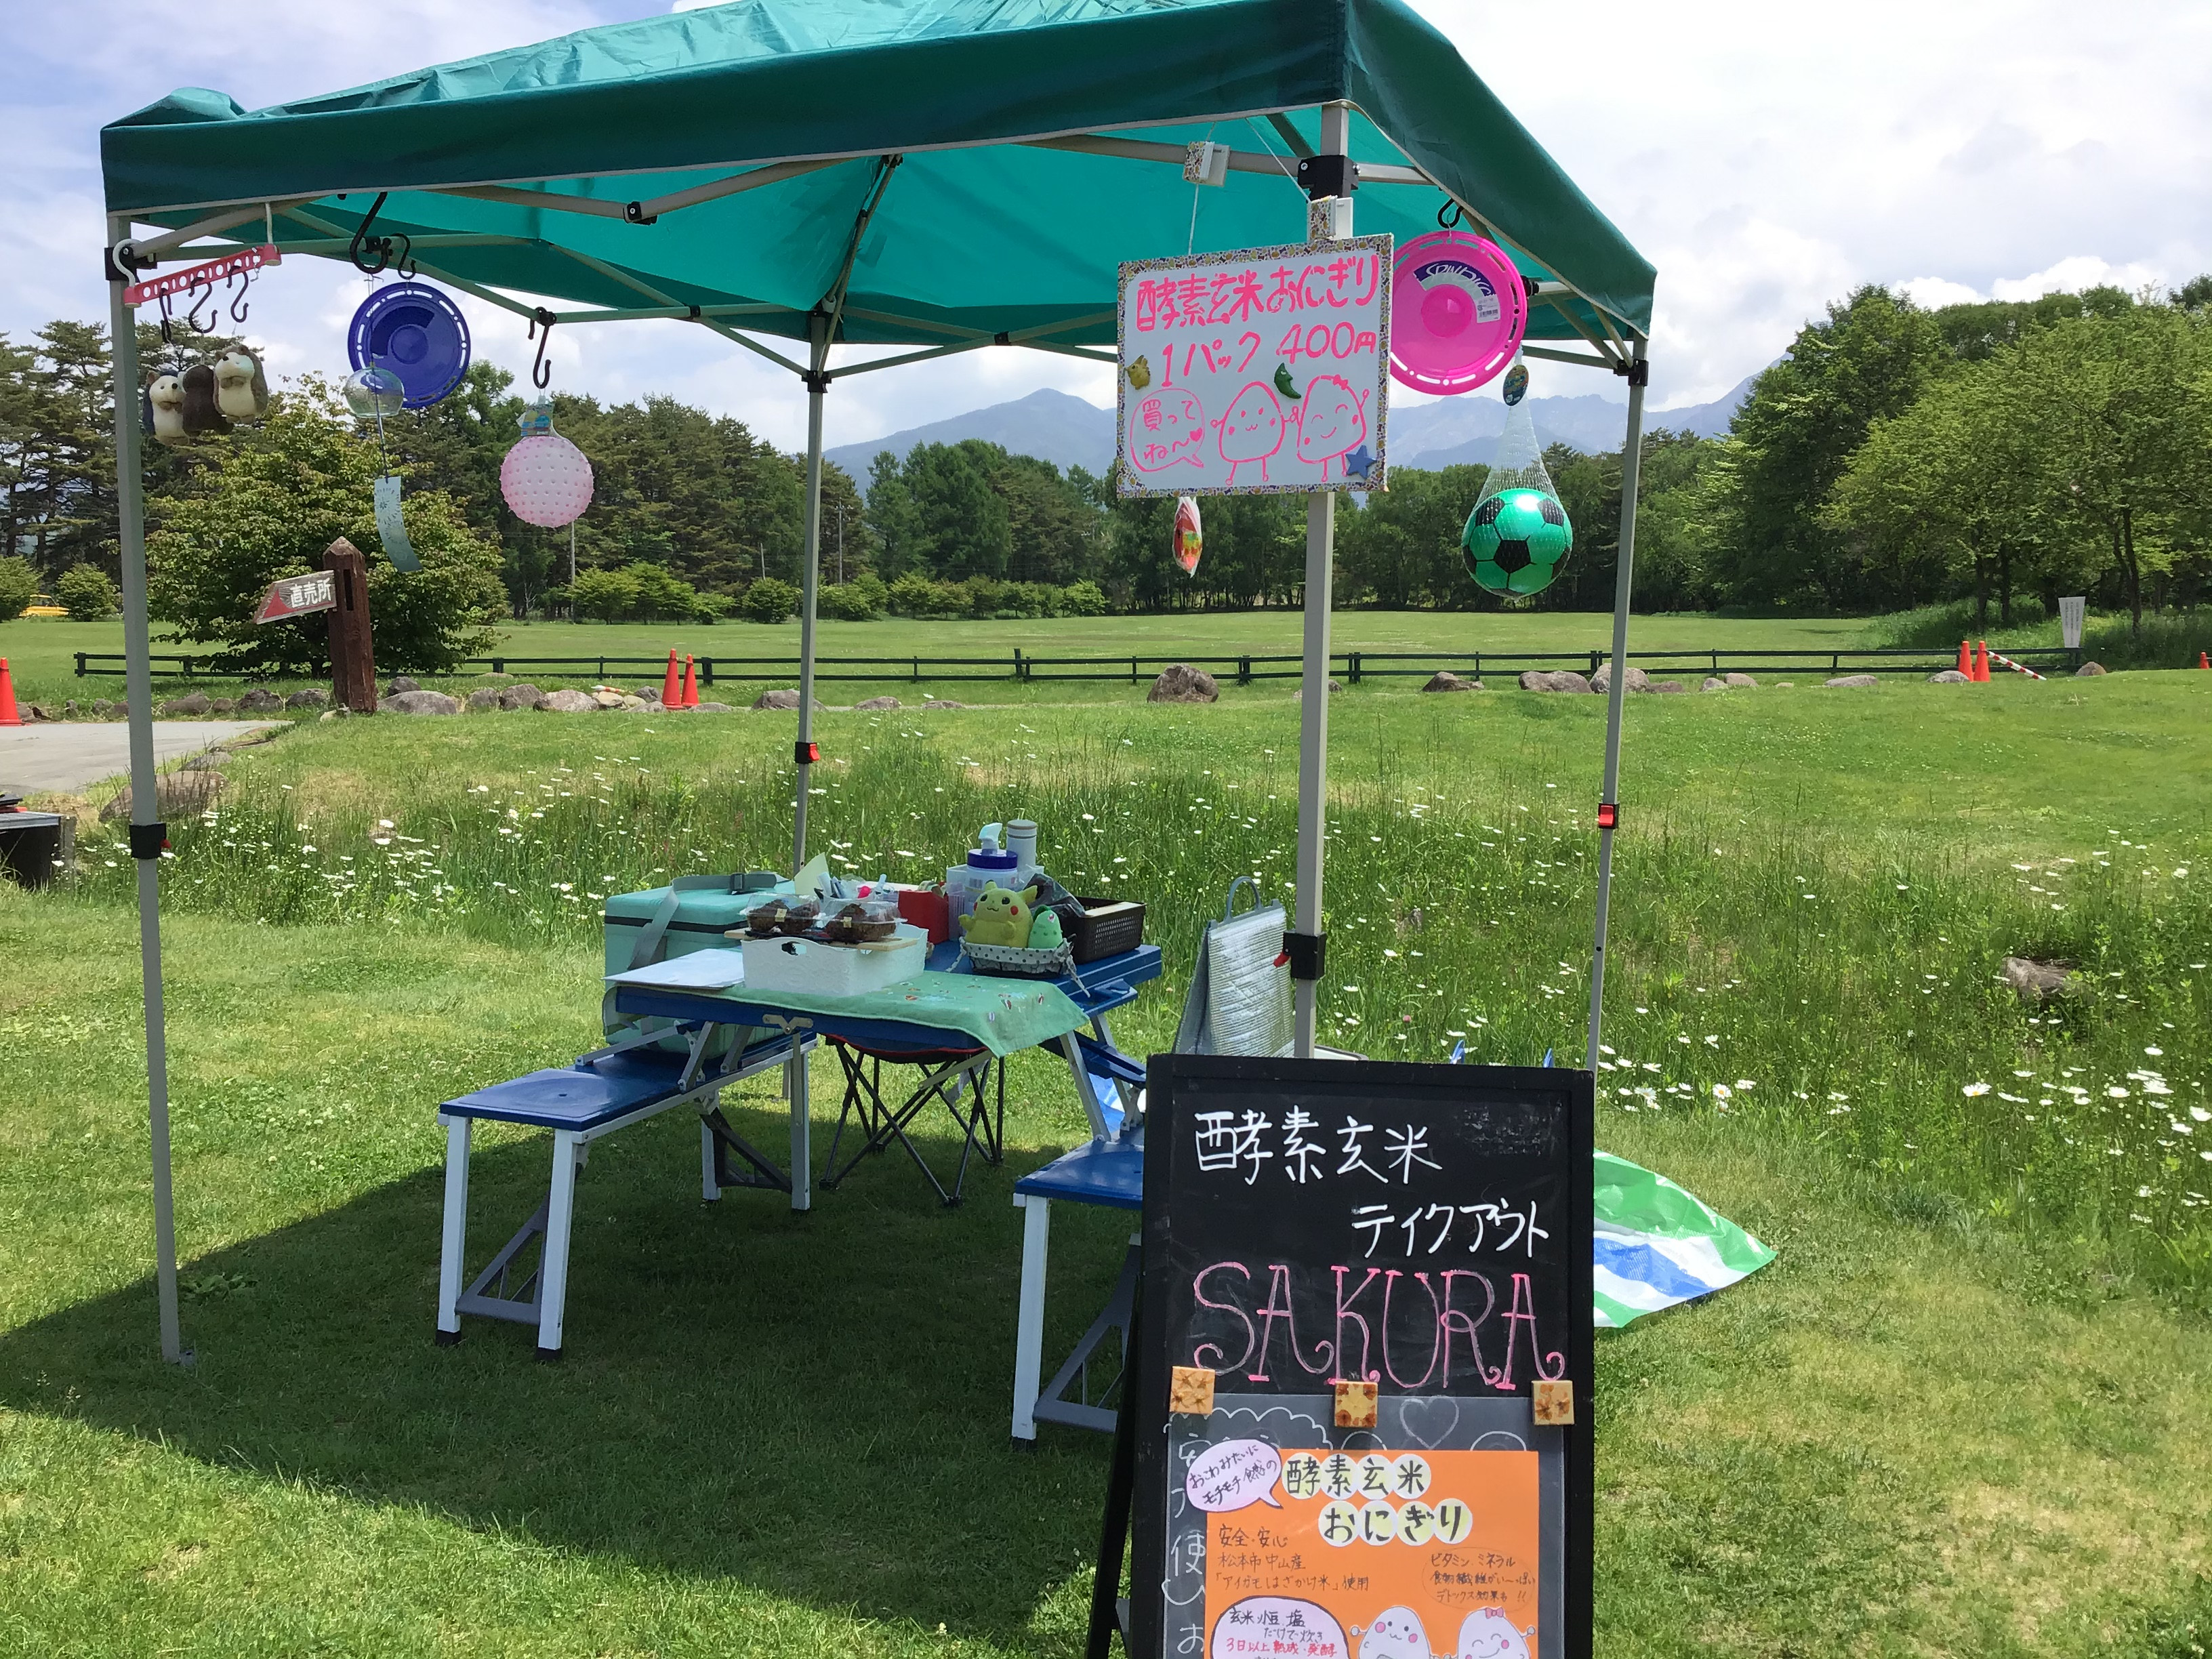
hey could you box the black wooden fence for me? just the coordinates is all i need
[75,643,2083,687]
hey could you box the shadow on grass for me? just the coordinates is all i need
[0,1100,1132,1645]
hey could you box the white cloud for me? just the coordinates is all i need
[1898,276,1986,310]
[1990,256,2169,303]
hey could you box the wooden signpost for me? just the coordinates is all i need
[1097,1056,1594,1659]
[322,538,376,713]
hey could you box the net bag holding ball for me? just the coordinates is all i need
[501,397,594,529]
[1462,363,1572,597]
[1389,230,1529,397]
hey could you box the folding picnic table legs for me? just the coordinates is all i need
[1011,1191,1051,1441]
[435,1113,470,1345]
[535,1128,581,1361]
[788,1046,811,1212]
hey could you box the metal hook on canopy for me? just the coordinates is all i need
[157,292,176,346]
[1437,199,1464,231]
[348,190,398,275]
[527,308,558,389]
[227,268,253,325]
[184,280,217,335]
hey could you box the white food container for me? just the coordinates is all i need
[740,924,926,997]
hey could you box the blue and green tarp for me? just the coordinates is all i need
[1593,1151,1777,1328]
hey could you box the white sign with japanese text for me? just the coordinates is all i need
[1116,234,1391,497]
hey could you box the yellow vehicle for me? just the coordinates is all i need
[18,594,68,618]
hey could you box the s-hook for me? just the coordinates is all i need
[1437,199,1464,231]
[347,191,416,279]
[226,268,253,325]
[184,279,217,335]
[527,307,558,389]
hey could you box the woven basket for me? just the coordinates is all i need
[961,939,1075,980]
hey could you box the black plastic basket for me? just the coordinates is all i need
[1065,897,1145,963]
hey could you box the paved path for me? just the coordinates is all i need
[0,721,279,796]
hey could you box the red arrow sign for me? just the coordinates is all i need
[254,572,337,625]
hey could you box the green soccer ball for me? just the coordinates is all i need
[1462,488,1573,596]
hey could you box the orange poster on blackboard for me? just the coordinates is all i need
[1200,1447,1539,1658]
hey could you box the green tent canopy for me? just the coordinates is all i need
[97,0,1658,1370]
[101,0,1653,351]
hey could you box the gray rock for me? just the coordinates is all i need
[1926,668,1971,684]
[752,688,825,711]
[1149,663,1220,703]
[497,684,544,711]
[24,703,54,721]
[1519,670,1593,693]
[1591,662,1650,695]
[919,699,966,710]
[62,699,79,716]
[691,701,734,713]
[465,688,503,712]
[1651,680,1687,693]
[180,752,226,772]
[1724,672,1758,689]
[1292,679,1345,703]
[91,699,113,717]
[1421,671,1481,693]
[2002,956,2075,1002]
[234,687,284,713]
[1824,674,1879,689]
[209,698,237,714]
[101,770,225,823]
[615,695,653,712]
[591,689,629,709]
[1702,677,1729,692]
[854,695,903,711]
[285,687,328,708]
[159,692,211,717]
[384,676,420,695]
[636,685,667,703]
[541,688,599,713]
[2076,661,2106,676]
[379,689,462,716]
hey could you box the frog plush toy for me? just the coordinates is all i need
[960,882,1039,947]
[1027,907,1066,951]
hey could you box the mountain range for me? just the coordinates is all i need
[822,374,1757,480]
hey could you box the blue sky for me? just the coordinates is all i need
[7,0,2207,451]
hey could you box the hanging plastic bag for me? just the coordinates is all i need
[1173,495,1203,575]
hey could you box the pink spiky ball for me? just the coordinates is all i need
[501,402,594,528]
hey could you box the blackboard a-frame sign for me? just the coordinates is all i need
[1126,1056,1594,1659]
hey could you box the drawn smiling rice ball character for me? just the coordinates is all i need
[1214,379,1288,484]
[1357,1605,1433,1659]
[1295,372,1369,479]
[1456,1607,1532,1659]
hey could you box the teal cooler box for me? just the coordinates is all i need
[602,873,783,1052]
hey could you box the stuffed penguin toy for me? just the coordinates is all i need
[211,350,268,422]
[180,363,231,437]
[147,375,186,446]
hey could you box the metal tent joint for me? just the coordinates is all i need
[801,369,832,394]
[128,821,170,861]
[1615,359,1650,386]
[1294,153,1355,201]
[1284,931,1327,982]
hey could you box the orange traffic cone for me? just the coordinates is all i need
[0,657,18,726]
[2198,651,2209,670]
[1957,639,1971,676]
[1973,640,1990,682]
[660,648,681,707]
[680,654,699,708]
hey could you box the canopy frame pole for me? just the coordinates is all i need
[793,312,827,871]
[1290,101,1351,1060]
[1584,340,1648,1069]
[105,218,188,1368]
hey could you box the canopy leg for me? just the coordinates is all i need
[793,316,827,871]
[1584,344,1648,1067]
[1290,101,1352,1059]
[107,220,188,1367]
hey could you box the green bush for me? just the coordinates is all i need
[817,581,882,621]
[1061,578,1108,617]
[742,577,800,623]
[0,556,36,620]
[886,571,947,617]
[568,567,642,622]
[54,565,119,621]
[146,381,507,674]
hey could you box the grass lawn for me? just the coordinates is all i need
[5,672,2212,1654]
[7,609,1929,711]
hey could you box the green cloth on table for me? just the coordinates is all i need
[707,970,1085,1059]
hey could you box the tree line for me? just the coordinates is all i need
[4,274,2206,640]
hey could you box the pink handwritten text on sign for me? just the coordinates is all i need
[1118,236,1391,497]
